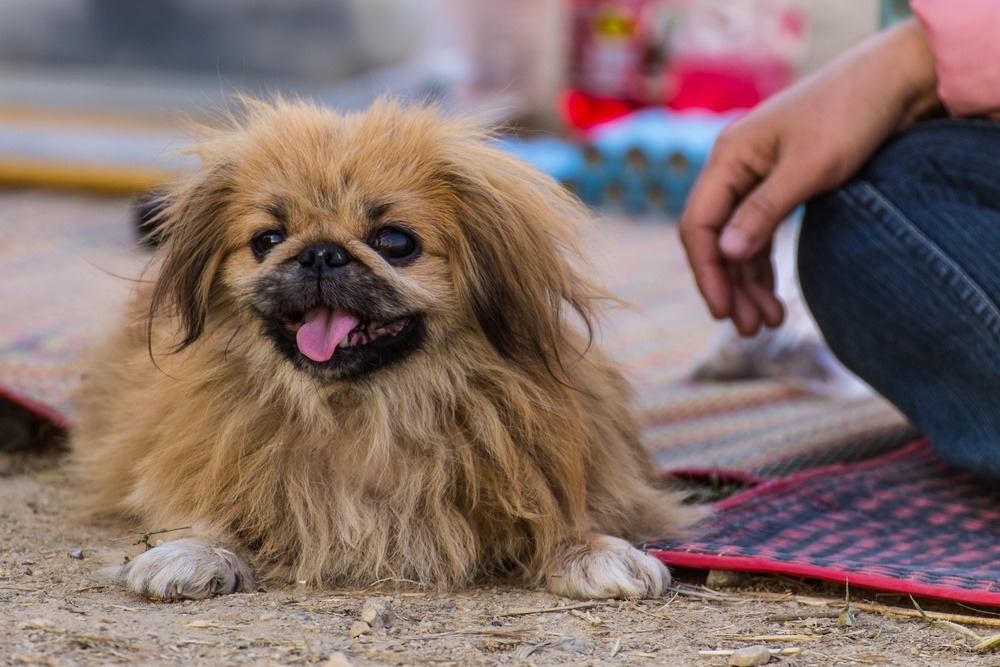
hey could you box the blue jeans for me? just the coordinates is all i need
[798,119,1000,482]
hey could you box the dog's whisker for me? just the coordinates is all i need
[216,305,256,362]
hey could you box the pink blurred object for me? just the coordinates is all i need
[912,0,1000,118]
[563,0,805,130]
[668,53,794,112]
[667,0,804,112]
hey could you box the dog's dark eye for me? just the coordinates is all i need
[371,226,418,261]
[251,230,285,258]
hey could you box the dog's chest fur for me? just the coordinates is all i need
[115,343,561,586]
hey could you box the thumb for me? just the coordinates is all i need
[719,166,813,260]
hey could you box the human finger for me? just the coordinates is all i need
[719,162,817,262]
[679,143,765,317]
[741,255,785,328]
[678,223,732,320]
[727,263,763,336]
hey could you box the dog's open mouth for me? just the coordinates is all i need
[283,306,415,363]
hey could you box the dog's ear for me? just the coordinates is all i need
[147,162,234,350]
[132,190,171,247]
[443,147,604,380]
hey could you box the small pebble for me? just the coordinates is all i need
[69,549,84,560]
[556,636,589,652]
[348,620,371,638]
[729,645,771,666]
[359,597,394,629]
[321,652,354,667]
[707,569,753,588]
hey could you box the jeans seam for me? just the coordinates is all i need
[838,180,1000,343]
[904,117,1000,136]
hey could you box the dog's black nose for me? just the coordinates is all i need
[297,244,351,273]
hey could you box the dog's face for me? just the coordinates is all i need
[148,99,600,383]
[210,156,449,380]
[250,223,427,379]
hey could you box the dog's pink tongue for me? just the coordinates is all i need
[296,307,360,362]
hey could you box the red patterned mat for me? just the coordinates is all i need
[0,193,144,427]
[650,439,1000,606]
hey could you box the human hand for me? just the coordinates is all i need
[679,19,941,335]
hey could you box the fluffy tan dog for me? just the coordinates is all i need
[73,98,702,601]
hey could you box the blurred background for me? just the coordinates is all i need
[0,0,889,197]
[0,0,920,471]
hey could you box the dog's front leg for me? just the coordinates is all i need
[544,534,670,599]
[118,537,254,601]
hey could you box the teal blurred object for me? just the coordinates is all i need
[499,109,732,216]
[880,0,912,26]
[494,136,583,187]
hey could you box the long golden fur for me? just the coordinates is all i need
[72,98,703,600]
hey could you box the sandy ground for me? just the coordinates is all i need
[3,455,998,667]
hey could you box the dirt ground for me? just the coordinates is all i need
[2,455,998,667]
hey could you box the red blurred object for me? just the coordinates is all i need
[561,90,644,131]
[668,54,793,112]
[563,0,667,130]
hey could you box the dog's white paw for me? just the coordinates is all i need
[118,537,254,601]
[545,534,670,599]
